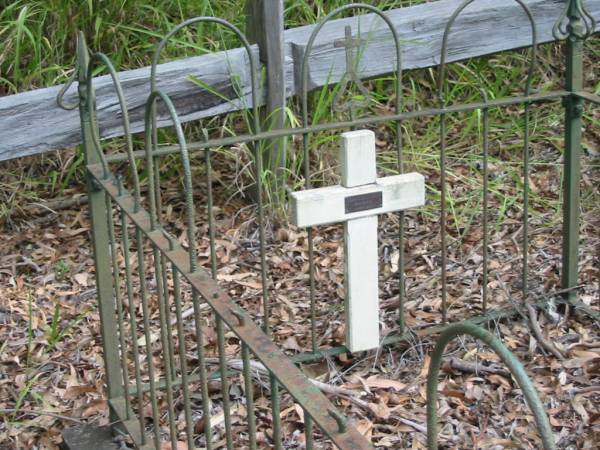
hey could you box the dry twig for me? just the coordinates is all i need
[0,408,85,424]
[525,303,565,361]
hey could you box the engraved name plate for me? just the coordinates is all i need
[344,191,383,214]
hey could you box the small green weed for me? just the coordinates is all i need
[54,259,70,280]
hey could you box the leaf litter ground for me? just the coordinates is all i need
[1,127,599,450]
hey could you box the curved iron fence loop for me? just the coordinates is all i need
[78,57,110,180]
[426,322,556,450]
[86,52,142,211]
[56,70,79,110]
[144,89,197,274]
[553,5,570,40]
[149,16,261,134]
[147,16,269,333]
[437,0,538,106]
[144,17,261,262]
[300,3,403,126]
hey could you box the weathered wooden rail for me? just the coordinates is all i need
[1,0,599,161]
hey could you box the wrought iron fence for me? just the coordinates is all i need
[64,0,598,448]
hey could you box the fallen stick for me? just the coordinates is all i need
[446,357,510,376]
[495,274,566,361]
[218,358,446,438]
[26,195,88,215]
[0,408,85,424]
[568,385,600,395]
[170,302,211,325]
[525,303,565,361]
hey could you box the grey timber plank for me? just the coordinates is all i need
[0,0,598,161]
[0,47,261,161]
[287,0,599,90]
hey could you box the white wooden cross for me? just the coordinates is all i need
[290,130,425,352]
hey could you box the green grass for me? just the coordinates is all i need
[0,1,432,95]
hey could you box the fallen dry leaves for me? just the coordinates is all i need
[0,120,599,450]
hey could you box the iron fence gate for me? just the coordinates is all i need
[64,1,598,448]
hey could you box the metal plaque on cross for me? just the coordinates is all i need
[290,130,425,352]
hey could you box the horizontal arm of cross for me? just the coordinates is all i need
[290,172,425,228]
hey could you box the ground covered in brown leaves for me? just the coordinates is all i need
[1,124,599,449]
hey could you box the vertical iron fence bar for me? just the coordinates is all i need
[148,81,177,385]
[118,200,147,445]
[254,143,271,335]
[270,374,283,450]
[242,343,257,450]
[439,111,448,324]
[304,411,314,450]
[191,289,213,450]
[75,33,126,424]
[135,226,161,448]
[394,21,405,333]
[161,254,177,381]
[206,144,234,450]
[481,98,490,314]
[205,146,218,279]
[216,317,234,450]
[153,251,178,447]
[522,101,531,300]
[171,264,195,450]
[304,140,318,353]
[151,117,177,377]
[244,18,270,337]
[106,195,131,417]
[397,125,406,332]
[562,1,585,303]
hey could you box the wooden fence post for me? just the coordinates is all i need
[246,0,287,192]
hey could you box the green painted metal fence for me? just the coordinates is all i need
[63,1,597,448]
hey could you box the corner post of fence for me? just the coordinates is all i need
[75,32,126,422]
[246,0,287,195]
[560,0,587,303]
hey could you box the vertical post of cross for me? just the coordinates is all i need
[75,32,125,423]
[562,0,586,303]
[246,0,287,195]
[341,131,380,352]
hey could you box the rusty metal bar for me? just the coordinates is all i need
[89,163,375,449]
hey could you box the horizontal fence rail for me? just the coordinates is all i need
[1,0,599,161]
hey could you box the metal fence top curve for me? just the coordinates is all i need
[149,16,261,135]
[86,52,142,211]
[426,322,556,450]
[437,0,538,106]
[144,89,198,274]
[300,3,403,126]
[56,72,79,111]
